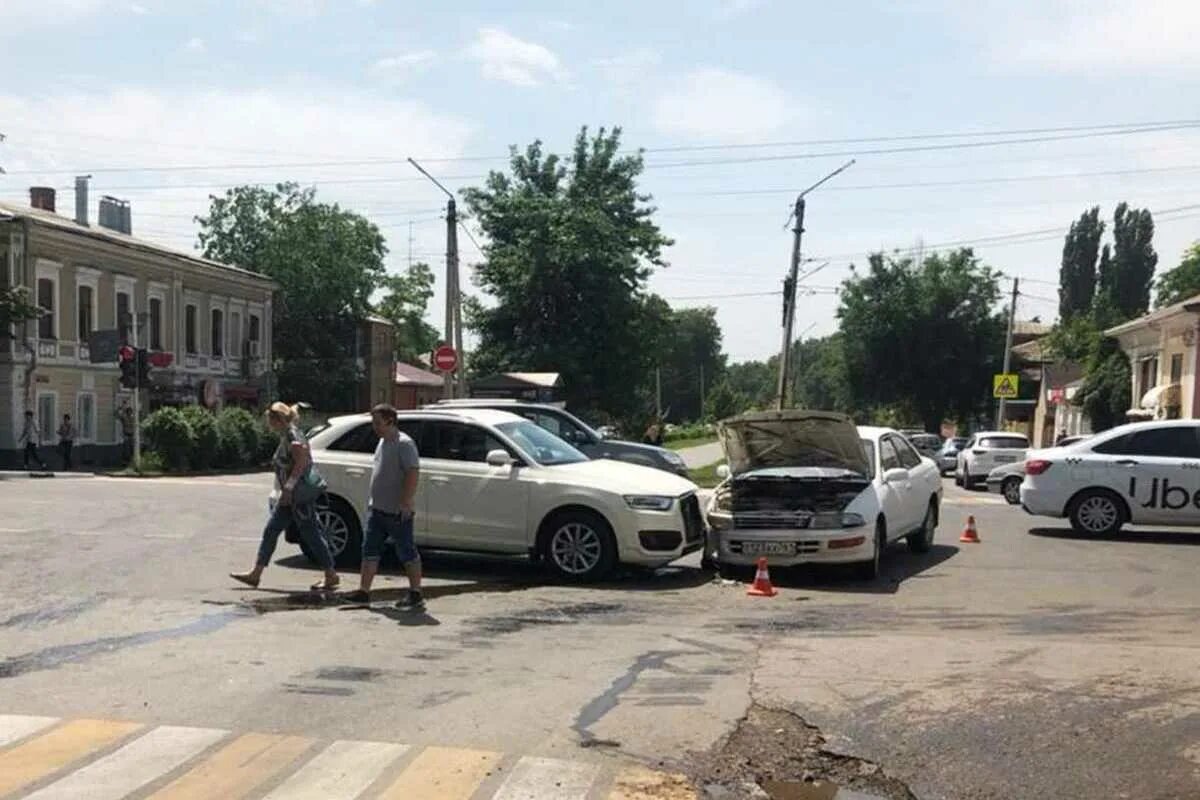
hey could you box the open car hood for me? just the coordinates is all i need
[717,410,870,478]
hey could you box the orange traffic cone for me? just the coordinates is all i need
[959,515,981,543]
[747,557,778,597]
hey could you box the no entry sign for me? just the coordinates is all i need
[433,345,458,372]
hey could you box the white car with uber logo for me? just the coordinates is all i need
[1021,420,1200,535]
[292,408,705,581]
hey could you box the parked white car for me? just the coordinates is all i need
[1021,420,1200,536]
[292,409,704,580]
[703,410,943,580]
[956,431,1029,489]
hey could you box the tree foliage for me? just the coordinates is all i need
[1154,242,1200,308]
[0,286,41,339]
[838,249,1005,431]
[1098,202,1156,319]
[703,378,746,422]
[1076,339,1131,432]
[790,334,851,413]
[375,262,439,363]
[722,359,777,412]
[1058,206,1104,321]
[658,306,725,422]
[462,127,673,419]
[195,183,387,410]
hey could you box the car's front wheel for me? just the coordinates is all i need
[540,509,618,582]
[907,501,937,553]
[1068,489,1125,537]
[1002,476,1022,505]
[301,496,362,568]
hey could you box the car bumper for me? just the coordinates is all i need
[939,458,958,472]
[615,494,707,566]
[1018,485,1063,517]
[708,525,874,566]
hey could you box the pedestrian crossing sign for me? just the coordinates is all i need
[993,373,1019,399]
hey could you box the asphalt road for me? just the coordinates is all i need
[0,472,1198,799]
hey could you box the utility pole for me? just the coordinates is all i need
[998,277,1019,428]
[776,160,855,410]
[409,158,462,400]
[699,363,705,417]
[131,314,142,468]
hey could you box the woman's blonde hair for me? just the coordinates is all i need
[265,401,300,424]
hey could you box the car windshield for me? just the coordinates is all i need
[980,436,1028,449]
[497,420,589,466]
[860,439,877,479]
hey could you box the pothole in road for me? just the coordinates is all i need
[693,704,916,800]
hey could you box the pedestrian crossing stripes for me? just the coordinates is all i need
[0,715,696,800]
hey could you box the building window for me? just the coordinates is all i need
[185,304,198,354]
[1139,357,1159,395]
[248,314,261,355]
[230,311,242,357]
[37,277,55,339]
[149,297,163,351]
[211,308,224,357]
[77,393,95,442]
[77,285,94,341]
[117,290,131,344]
[1171,353,1184,384]
[37,393,56,441]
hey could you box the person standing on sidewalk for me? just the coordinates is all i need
[115,402,134,465]
[57,414,77,471]
[230,402,339,592]
[18,410,47,470]
[345,404,423,611]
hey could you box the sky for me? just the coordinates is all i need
[2,0,1199,363]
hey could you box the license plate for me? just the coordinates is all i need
[994,455,1016,463]
[742,541,796,556]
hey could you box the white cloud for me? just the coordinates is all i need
[652,67,799,143]
[958,0,1200,73]
[465,27,566,87]
[369,51,437,84]
[183,37,206,54]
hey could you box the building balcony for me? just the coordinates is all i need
[36,340,58,359]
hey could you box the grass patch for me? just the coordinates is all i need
[667,436,718,451]
[688,461,726,488]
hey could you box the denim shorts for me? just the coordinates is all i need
[364,509,418,564]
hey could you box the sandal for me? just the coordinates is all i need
[311,578,340,592]
[230,572,260,588]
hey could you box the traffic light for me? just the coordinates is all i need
[136,348,152,386]
[118,346,137,389]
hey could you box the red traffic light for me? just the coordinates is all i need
[118,345,135,362]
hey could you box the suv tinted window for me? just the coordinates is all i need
[1093,426,1200,458]
[328,422,378,454]
[425,421,507,462]
[979,436,1028,449]
[514,409,589,445]
[894,437,922,468]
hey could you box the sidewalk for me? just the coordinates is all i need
[0,470,94,480]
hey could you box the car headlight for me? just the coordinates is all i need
[624,495,675,512]
[840,512,866,528]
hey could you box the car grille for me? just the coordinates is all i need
[680,493,704,543]
[733,510,812,529]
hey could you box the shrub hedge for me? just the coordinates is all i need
[141,406,277,472]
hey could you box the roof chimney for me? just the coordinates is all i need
[98,195,132,235]
[30,186,56,213]
[74,175,91,226]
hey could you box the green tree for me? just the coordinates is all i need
[658,306,726,422]
[1154,242,1200,308]
[376,263,439,363]
[195,183,387,410]
[790,333,850,413]
[462,127,673,420]
[1058,207,1104,320]
[838,248,1005,431]
[703,378,747,421]
[1099,202,1157,319]
[0,286,41,339]
[722,359,777,410]
[1076,339,1131,432]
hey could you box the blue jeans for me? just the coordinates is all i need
[257,500,333,570]
[363,510,418,565]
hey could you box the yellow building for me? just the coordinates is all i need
[1106,294,1200,421]
[1,188,276,468]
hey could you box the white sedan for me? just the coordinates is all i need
[291,409,704,581]
[1021,420,1200,536]
[703,410,943,579]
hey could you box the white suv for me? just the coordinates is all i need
[956,431,1028,489]
[290,409,704,581]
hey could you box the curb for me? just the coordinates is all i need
[0,470,95,480]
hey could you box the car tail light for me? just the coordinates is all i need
[1025,459,1052,475]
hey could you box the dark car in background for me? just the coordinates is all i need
[425,399,691,477]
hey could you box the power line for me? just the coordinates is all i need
[1019,290,1060,304]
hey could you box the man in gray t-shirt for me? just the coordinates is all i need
[347,404,424,609]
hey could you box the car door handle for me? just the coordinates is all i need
[430,476,451,485]
[345,468,366,476]
[1115,459,1139,466]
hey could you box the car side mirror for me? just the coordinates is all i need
[884,467,910,484]
[486,449,514,468]
[716,464,731,480]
